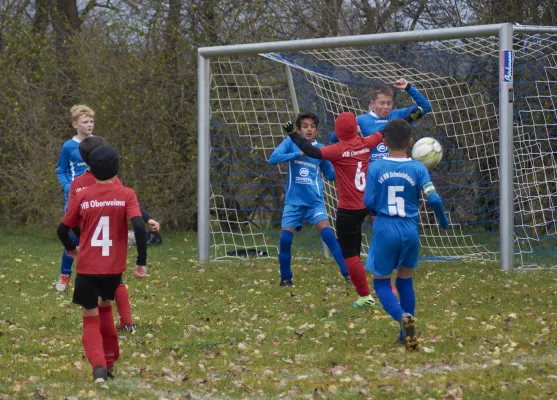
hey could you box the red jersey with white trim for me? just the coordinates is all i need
[320,133,383,210]
[62,183,141,275]
[70,170,123,197]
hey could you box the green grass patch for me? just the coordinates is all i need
[0,226,556,399]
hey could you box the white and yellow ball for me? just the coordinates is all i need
[411,137,443,168]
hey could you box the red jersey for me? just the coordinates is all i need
[70,170,123,197]
[62,183,142,275]
[320,133,383,210]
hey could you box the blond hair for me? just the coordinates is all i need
[70,105,95,122]
[369,85,394,102]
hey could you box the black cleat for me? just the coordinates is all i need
[400,312,418,351]
[344,276,352,284]
[93,365,107,383]
[107,365,115,379]
[118,323,136,334]
[279,279,293,287]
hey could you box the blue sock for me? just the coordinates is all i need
[374,278,404,322]
[278,230,294,280]
[320,227,349,277]
[60,233,79,276]
[396,277,415,316]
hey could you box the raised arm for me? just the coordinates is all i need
[391,79,432,119]
[269,137,301,165]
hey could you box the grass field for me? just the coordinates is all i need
[1,227,557,399]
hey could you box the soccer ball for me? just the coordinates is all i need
[411,137,443,168]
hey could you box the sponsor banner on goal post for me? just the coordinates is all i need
[500,50,514,83]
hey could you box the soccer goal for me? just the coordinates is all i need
[198,23,557,270]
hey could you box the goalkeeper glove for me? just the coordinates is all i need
[404,106,425,123]
[282,121,296,135]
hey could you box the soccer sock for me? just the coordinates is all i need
[60,249,74,275]
[60,234,79,276]
[114,284,133,327]
[374,278,404,322]
[345,256,370,297]
[320,227,349,277]
[278,230,294,280]
[82,316,106,370]
[396,277,415,316]
[99,306,120,368]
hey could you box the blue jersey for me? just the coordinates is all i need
[269,137,335,207]
[56,137,88,204]
[364,157,434,222]
[330,85,432,163]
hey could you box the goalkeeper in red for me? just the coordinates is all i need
[364,119,448,349]
[285,112,384,308]
[57,145,147,382]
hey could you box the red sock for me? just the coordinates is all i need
[114,284,133,327]
[345,256,371,297]
[98,306,120,367]
[82,315,106,370]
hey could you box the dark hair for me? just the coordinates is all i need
[369,85,394,102]
[79,136,106,165]
[295,112,319,129]
[382,119,412,150]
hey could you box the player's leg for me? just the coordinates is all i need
[56,230,79,291]
[74,275,107,382]
[98,275,121,378]
[311,210,349,280]
[114,275,134,332]
[396,229,420,350]
[367,217,405,321]
[279,205,300,286]
[368,215,398,296]
[336,208,373,306]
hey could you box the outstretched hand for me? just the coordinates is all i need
[282,121,296,135]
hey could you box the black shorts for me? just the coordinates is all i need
[73,274,122,309]
[335,208,369,259]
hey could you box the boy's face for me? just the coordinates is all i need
[73,115,94,136]
[297,118,318,140]
[369,93,394,119]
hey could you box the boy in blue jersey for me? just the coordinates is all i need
[364,119,449,350]
[55,105,95,291]
[270,112,349,286]
[330,79,431,160]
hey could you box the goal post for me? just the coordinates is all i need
[198,23,557,270]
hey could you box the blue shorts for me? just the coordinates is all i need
[281,204,329,228]
[365,216,420,277]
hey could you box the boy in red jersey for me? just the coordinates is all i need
[284,112,383,308]
[68,136,160,332]
[57,145,147,382]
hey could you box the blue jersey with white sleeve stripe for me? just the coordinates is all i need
[269,137,335,207]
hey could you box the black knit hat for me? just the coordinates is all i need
[89,145,119,181]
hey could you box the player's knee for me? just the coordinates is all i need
[397,266,414,279]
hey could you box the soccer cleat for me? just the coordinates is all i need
[107,365,115,379]
[344,276,352,284]
[352,295,376,309]
[118,323,136,334]
[279,279,293,287]
[400,312,418,350]
[55,274,71,292]
[93,365,108,383]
